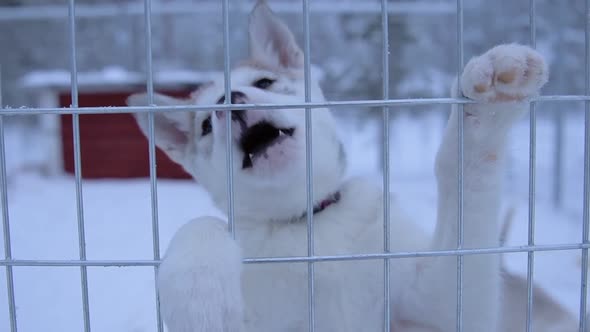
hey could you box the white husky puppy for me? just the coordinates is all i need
[128,2,575,331]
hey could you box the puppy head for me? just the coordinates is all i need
[128,1,346,221]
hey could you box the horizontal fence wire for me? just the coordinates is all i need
[1,242,589,267]
[1,95,588,116]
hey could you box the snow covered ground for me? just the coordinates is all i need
[0,109,587,331]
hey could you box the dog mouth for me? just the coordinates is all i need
[239,120,295,169]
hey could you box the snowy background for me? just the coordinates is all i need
[0,0,589,331]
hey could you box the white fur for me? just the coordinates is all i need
[157,218,243,332]
[128,2,575,331]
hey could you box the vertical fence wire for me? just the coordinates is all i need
[222,0,236,239]
[141,1,163,331]
[68,2,91,331]
[526,1,537,331]
[380,1,391,331]
[302,0,315,331]
[552,109,563,208]
[455,0,464,331]
[0,68,17,332]
[579,0,590,330]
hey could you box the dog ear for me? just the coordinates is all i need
[126,93,193,165]
[248,1,303,69]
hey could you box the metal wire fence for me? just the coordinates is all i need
[0,1,589,332]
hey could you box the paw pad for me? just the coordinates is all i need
[461,44,548,102]
[474,83,489,93]
[496,70,517,84]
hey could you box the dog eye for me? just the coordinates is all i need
[253,78,275,90]
[201,116,212,136]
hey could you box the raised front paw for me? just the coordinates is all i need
[461,44,548,103]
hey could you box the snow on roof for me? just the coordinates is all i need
[21,65,325,91]
[20,66,219,91]
[20,65,324,90]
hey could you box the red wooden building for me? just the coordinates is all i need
[22,68,215,179]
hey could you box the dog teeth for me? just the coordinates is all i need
[242,154,254,169]
[279,128,295,136]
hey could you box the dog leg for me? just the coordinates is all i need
[395,44,548,331]
[157,217,244,332]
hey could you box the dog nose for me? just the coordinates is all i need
[215,109,246,122]
[216,91,248,122]
[216,91,247,105]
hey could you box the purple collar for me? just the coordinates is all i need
[294,191,341,222]
[312,192,341,215]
